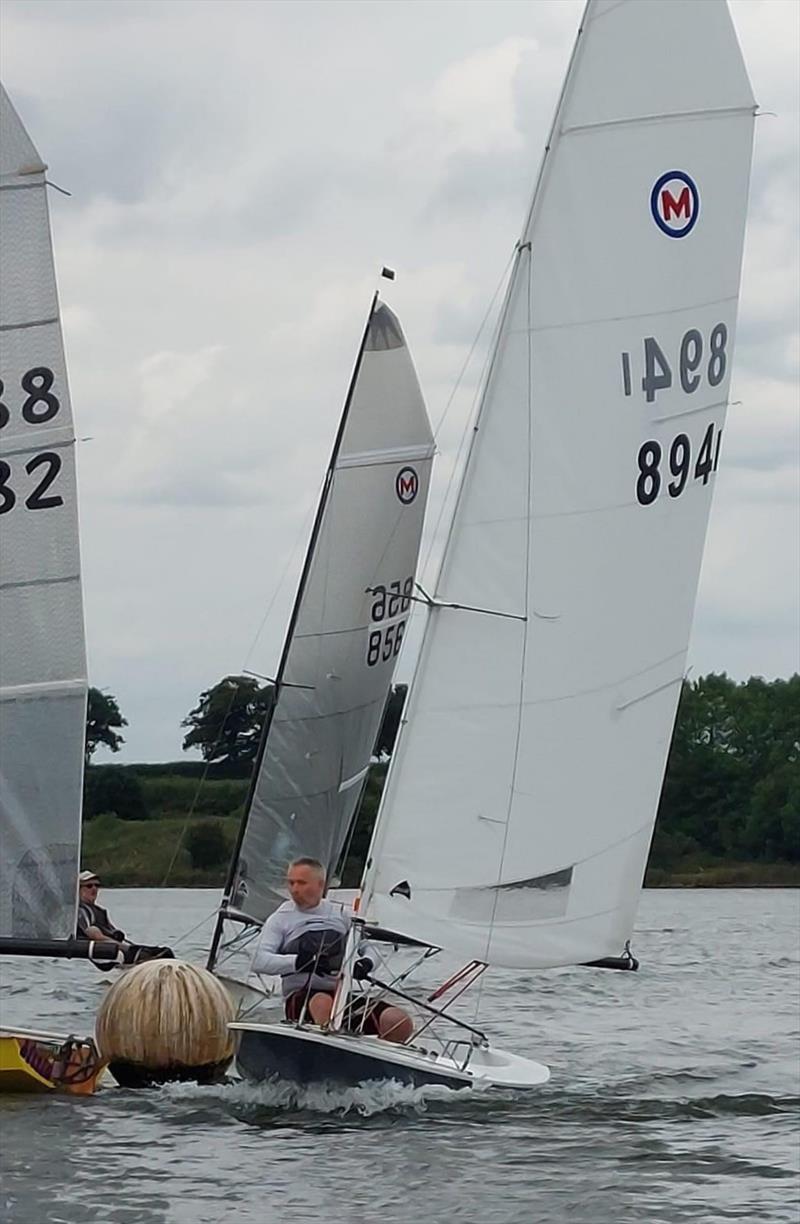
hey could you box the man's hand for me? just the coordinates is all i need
[352,957,374,982]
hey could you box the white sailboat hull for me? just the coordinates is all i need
[230,1020,550,1091]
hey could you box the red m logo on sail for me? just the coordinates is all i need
[395,466,418,504]
[661,186,691,220]
[650,170,700,238]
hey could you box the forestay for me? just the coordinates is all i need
[213,302,433,952]
[362,0,755,968]
[0,85,88,939]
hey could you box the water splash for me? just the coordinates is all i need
[162,1074,481,1118]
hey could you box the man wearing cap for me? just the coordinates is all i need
[77,871,174,964]
[77,871,128,946]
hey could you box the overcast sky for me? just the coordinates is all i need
[1,0,797,762]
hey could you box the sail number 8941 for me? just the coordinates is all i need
[636,421,722,506]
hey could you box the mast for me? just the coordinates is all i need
[207,292,380,970]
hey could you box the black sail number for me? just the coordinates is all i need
[25,452,64,509]
[367,619,406,666]
[22,367,60,424]
[636,423,722,507]
[0,460,16,514]
[0,366,61,429]
[0,452,64,514]
[623,324,729,403]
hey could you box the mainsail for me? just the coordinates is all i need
[362,0,756,967]
[208,298,434,967]
[0,85,88,939]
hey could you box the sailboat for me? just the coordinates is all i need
[0,83,120,1092]
[206,290,435,979]
[230,0,756,1090]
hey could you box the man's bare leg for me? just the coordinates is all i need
[377,1006,413,1043]
[307,992,334,1025]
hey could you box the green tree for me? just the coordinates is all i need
[654,673,800,869]
[84,766,148,821]
[182,675,274,764]
[186,820,230,870]
[85,687,127,765]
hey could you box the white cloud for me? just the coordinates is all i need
[1,0,796,759]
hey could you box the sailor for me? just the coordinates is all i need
[252,857,413,1042]
[76,871,174,965]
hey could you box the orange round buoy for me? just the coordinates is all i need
[95,959,235,1088]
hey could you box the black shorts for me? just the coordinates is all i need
[284,988,390,1035]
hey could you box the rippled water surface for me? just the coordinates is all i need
[1,888,798,1223]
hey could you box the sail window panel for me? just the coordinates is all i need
[527,120,754,330]
[0,690,85,938]
[450,869,573,925]
[565,0,755,132]
[340,344,432,460]
[0,187,59,326]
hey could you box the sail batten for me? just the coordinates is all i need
[361,0,755,969]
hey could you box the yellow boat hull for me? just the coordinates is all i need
[0,1030,106,1095]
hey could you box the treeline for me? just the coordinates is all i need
[648,673,798,876]
[83,674,798,885]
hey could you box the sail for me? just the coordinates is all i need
[0,85,88,939]
[362,0,755,968]
[214,301,434,951]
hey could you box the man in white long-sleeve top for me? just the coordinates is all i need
[252,857,413,1042]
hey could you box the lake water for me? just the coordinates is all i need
[1,888,798,1224]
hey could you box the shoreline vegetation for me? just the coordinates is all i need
[82,672,798,890]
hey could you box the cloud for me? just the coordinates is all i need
[1,0,796,762]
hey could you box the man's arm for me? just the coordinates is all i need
[251,911,299,977]
[83,924,123,943]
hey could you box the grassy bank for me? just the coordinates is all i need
[81,763,799,889]
[81,813,800,890]
[645,861,800,888]
[82,812,239,887]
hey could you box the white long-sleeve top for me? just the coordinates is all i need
[252,897,352,997]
